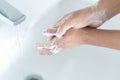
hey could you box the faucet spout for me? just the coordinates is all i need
[0,0,26,25]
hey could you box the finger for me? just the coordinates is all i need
[55,20,73,38]
[53,38,66,50]
[42,28,57,36]
[89,22,102,28]
[54,15,67,27]
[54,14,73,27]
[35,42,52,49]
[38,48,52,55]
[47,36,54,41]
[47,36,56,41]
[42,14,72,37]
[43,28,58,34]
[34,43,45,48]
[50,47,62,54]
[36,37,57,49]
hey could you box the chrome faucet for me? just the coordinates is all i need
[0,0,26,25]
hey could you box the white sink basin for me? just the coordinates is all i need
[0,0,120,80]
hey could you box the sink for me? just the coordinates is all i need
[0,0,120,80]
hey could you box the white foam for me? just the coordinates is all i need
[52,49,60,54]
[37,47,44,50]
[49,45,56,49]
[37,45,61,54]
[37,45,56,50]
[50,45,62,54]
[42,32,56,37]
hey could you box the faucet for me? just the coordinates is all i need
[0,0,26,25]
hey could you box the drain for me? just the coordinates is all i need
[25,74,44,80]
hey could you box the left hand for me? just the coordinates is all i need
[35,28,86,55]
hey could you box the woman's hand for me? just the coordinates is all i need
[35,28,87,55]
[43,6,107,39]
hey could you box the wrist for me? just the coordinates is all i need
[96,0,120,19]
[78,28,91,45]
[90,5,108,23]
[80,27,96,45]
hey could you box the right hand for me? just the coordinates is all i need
[43,6,107,40]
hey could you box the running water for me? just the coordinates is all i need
[15,24,29,58]
[0,23,29,76]
[16,25,23,57]
[7,23,29,64]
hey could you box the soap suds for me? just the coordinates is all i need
[42,32,56,37]
[37,44,62,54]
[50,47,61,54]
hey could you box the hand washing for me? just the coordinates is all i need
[35,0,120,55]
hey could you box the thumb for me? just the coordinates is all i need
[89,21,103,28]
[55,22,72,38]
[56,20,73,38]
